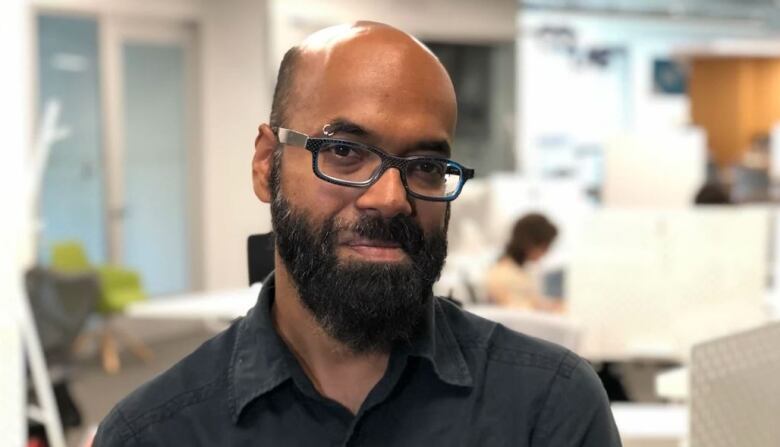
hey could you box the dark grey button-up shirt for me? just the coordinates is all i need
[94,274,621,446]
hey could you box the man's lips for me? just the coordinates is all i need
[340,237,406,261]
[343,237,402,249]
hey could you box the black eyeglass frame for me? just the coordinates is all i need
[274,127,475,202]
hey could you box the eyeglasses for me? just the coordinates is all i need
[274,127,475,202]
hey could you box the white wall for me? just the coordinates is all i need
[199,0,273,290]
[33,0,200,20]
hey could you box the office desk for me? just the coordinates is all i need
[767,293,780,320]
[656,367,688,401]
[128,286,557,327]
[611,403,688,447]
[126,284,261,321]
[127,288,579,351]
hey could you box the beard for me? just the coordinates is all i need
[270,167,448,354]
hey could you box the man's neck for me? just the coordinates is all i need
[271,264,390,415]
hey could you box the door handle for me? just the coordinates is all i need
[109,207,127,219]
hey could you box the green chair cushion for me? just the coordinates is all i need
[51,242,147,314]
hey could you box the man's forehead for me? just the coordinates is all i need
[288,22,458,138]
[295,22,448,87]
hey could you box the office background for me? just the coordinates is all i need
[3,0,780,446]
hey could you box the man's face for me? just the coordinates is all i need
[268,32,458,353]
[277,36,456,254]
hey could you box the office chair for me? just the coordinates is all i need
[50,242,147,314]
[50,241,152,374]
[247,232,275,286]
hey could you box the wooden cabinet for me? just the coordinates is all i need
[689,57,780,167]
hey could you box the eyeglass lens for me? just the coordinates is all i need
[316,141,461,198]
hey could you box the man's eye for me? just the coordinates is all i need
[320,144,371,169]
[332,145,355,157]
[412,161,445,176]
[322,143,362,159]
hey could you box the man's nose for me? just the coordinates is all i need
[354,168,413,218]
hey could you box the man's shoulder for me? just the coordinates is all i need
[435,297,586,380]
[93,320,241,445]
[435,298,617,444]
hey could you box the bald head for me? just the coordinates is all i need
[269,22,457,135]
[298,21,436,61]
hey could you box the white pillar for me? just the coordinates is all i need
[0,2,33,446]
[1,3,66,447]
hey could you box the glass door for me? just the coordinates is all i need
[37,15,106,264]
[102,18,200,295]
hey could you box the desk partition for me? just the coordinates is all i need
[568,208,770,362]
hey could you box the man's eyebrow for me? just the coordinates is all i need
[410,140,451,158]
[323,118,370,138]
[324,117,452,158]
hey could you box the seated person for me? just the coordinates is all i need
[485,213,561,311]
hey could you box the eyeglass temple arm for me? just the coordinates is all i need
[276,128,309,148]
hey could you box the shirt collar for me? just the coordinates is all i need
[229,274,292,423]
[400,296,474,388]
[228,273,473,423]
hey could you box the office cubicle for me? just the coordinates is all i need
[568,207,770,362]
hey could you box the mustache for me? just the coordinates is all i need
[329,214,426,256]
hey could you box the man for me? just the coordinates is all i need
[94,22,621,446]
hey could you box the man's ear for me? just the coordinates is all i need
[252,123,276,204]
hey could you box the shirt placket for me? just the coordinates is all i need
[340,350,410,447]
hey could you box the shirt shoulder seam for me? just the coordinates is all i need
[531,350,583,438]
[113,406,139,444]
[459,339,576,374]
